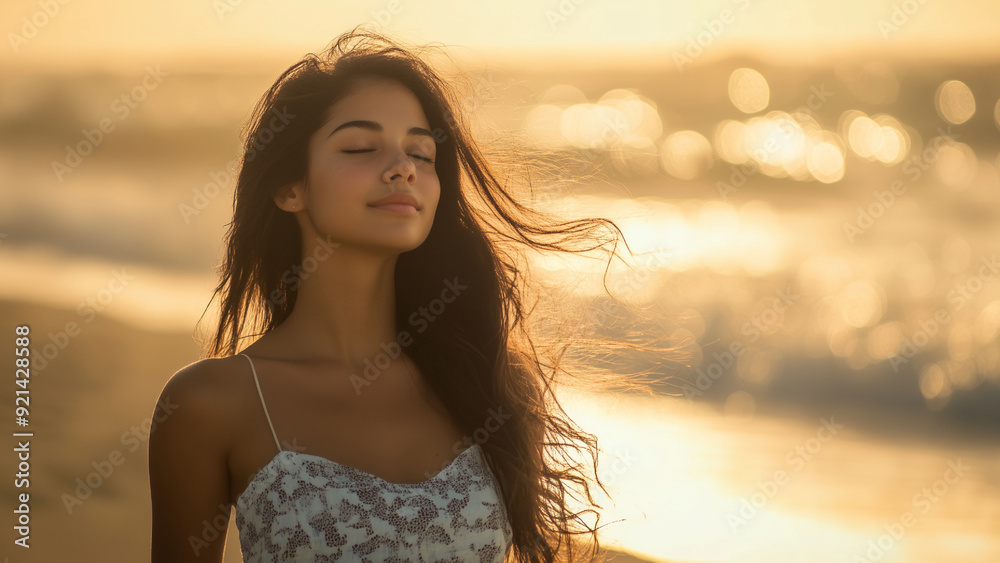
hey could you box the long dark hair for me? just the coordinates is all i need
[199,26,683,563]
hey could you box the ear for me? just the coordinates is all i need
[273,180,304,212]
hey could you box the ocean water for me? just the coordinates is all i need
[558,388,1000,563]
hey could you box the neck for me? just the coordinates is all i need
[275,237,402,370]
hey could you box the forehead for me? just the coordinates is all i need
[321,77,430,129]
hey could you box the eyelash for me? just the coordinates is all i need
[342,148,435,164]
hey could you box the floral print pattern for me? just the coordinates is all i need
[234,354,512,562]
[235,444,513,562]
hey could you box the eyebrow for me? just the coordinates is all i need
[327,120,434,139]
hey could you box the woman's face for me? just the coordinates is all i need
[290,76,440,254]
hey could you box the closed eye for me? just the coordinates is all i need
[342,148,434,164]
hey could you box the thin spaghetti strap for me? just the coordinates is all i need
[239,353,283,453]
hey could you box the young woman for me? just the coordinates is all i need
[149,28,663,562]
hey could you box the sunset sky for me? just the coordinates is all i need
[2,0,998,72]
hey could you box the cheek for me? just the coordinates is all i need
[309,161,368,203]
[421,177,441,209]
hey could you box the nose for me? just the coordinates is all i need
[382,151,417,185]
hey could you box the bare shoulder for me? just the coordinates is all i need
[162,355,251,399]
[149,355,253,561]
[155,355,256,442]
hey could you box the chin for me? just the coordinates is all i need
[364,233,433,255]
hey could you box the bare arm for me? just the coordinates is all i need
[149,360,233,562]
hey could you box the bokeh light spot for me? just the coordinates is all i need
[728,68,769,114]
[935,80,976,125]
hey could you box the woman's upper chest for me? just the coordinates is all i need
[226,355,466,506]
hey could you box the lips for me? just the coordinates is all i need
[368,192,420,210]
